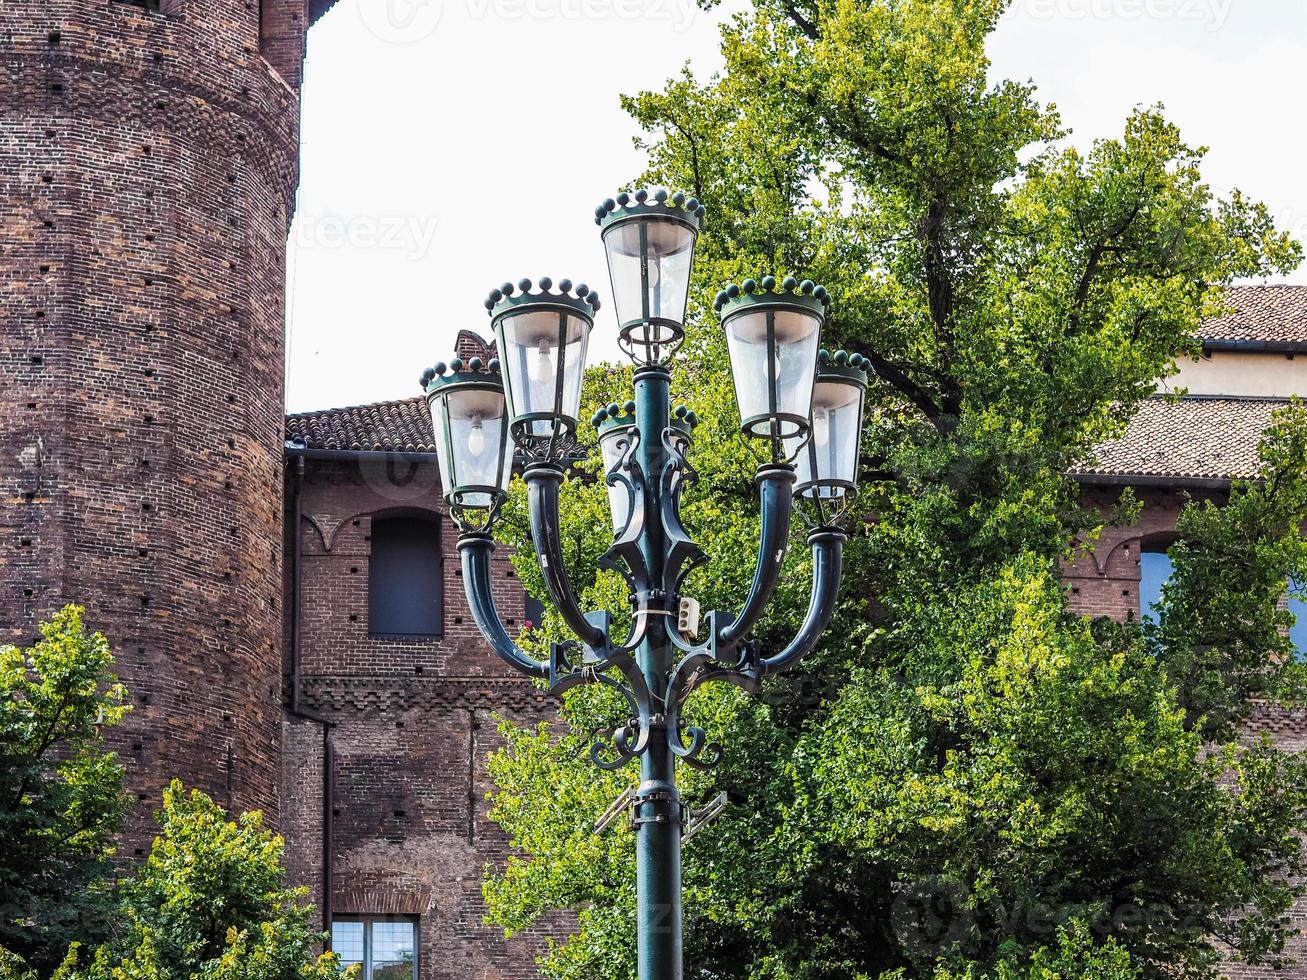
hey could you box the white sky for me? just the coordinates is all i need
[285,0,1307,413]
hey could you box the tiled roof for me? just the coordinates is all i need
[1200,285,1307,347]
[284,331,496,453]
[1072,396,1287,484]
[285,393,1282,481]
[286,397,436,453]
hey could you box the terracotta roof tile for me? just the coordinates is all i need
[1072,396,1287,483]
[1200,285,1307,346]
[286,397,436,453]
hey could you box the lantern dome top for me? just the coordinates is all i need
[713,276,831,317]
[816,349,872,385]
[590,400,698,433]
[420,354,502,395]
[595,188,705,231]
[483,278,602,319]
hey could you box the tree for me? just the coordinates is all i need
[481,0,1307,977]
[62,780,347,980]
[0,610,343,980]
[0,607,129,972]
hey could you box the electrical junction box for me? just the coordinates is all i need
[677,596,701,639]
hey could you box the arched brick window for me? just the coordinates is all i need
[368,515,442,638]
[1138,533,1179,624]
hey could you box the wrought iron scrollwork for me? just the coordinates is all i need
[660,426,706,596]
[460,398,847,776]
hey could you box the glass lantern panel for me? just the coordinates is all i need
[599,426,634,532]
[497,309,591,436]
[603,218,695,334]
[430,393,454,501]
[723,306,821,437]
[445,386,510,508]
[796,380,864,497]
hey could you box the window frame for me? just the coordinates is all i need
[330,915,419,980]
[367,512,444,640]
[1137,533,1180,624]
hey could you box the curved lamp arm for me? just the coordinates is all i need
[716,465,796,649]
[760,527,845,677]
[525,464,608,651]
[457,533,550,680]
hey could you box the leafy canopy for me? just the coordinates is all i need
[482,0,1307,978]
[0,610,344,980]
[3,781,350,980]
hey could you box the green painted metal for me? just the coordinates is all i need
[422,208,864,980]
[633,364,683,980]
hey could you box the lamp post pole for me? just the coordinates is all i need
[632,364,683,980]
[420,188,873,980]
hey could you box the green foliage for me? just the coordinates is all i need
[1148,406,1307,739]
[0,607,129,972]
[60,780,348,980]
[0,612,340,980]
[483,0,1307,976]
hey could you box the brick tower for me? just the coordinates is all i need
[0,0,324,849]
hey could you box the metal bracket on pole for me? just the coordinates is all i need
[682,791,728,842]
[594,786,635,835]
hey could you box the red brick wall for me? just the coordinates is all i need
[283,456,562,978]
[260,0,309,88]
[1063,485,1218,621]
[0,0,315,851]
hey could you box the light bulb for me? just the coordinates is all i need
[531,338,555,384]
[646,257,662,288]
[467,415,485,456]
[812,409,829,447]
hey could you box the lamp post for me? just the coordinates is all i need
[419,190,870,980]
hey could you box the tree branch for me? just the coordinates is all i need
[784,4,819,40]
[862,349,945,430]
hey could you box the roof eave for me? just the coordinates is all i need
[1201,339,1307,354]
[285,446,439,463]
[1071,472,1238,492]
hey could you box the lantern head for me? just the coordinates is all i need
[792,349,869,519]
[714,276,828,460]
[422,356,513,532]
[597,189,703,366]
[485,277,598,464]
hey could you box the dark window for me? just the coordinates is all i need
[331,917,417,979]
[523,592,545,631]
[1139,546,1174,624]
[369,515,442,638]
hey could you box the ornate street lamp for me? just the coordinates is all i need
[792,348,871,526]
[419,190,867,980]
[421,355,514,533]
[600,187,701,365]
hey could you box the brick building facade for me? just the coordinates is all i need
[1,4,1305,977]
[0,0,330,855]
[282,333,561,978]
